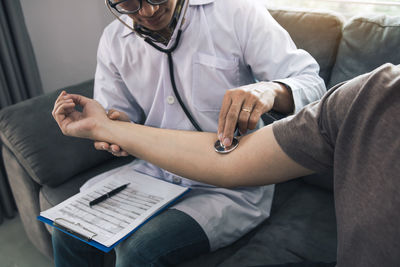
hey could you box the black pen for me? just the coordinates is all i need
[89,183,130,207]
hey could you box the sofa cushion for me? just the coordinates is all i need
[328,15,400,88]
[302,171,334,192]
[270,9,344,86]
[218,182,337,266]
[0,80,112,187]
[178,179,324,267]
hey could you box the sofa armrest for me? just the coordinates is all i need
[0,80,112,187]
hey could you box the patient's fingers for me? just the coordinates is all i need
[53,91,73,118]
[65,93,91,107]
[53,100,75,117]
[53,98,74,113]
[52,100,75,123]
[54,91,67,105]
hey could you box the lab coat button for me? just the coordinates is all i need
[167,96,175,105]
[172,176,182,184]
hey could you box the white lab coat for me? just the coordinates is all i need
[83,0,326,250]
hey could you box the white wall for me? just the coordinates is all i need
[20,0,114,93]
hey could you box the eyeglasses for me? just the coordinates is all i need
[107,0,169,14]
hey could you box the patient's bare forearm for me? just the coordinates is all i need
[96,121,312,187]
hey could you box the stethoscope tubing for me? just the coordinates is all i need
[145,31,203,132]
[106,0,241,153]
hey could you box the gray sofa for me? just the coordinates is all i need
[1,8,399,266]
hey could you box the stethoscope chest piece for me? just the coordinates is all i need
[214,137,239,154]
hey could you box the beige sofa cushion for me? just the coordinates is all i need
[329,15,400,88]
[270,9,344,85]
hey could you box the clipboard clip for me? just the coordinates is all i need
[54,218,98,242]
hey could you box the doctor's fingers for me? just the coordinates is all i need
[220,88,261,143]
[94,141,110,151]
[110,144,129,157]
[221,101,244,147]
[218,89,246,139]
[218,94,232,139]
[247,102,264,131]
[108,109,130,122]
[237,95,263,134]
[94,142,129,157]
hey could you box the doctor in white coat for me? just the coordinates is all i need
[52,0,326,266]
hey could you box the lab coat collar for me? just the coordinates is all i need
[120,0,214,37]
[121,16,135,37]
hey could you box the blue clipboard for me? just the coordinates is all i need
[37,188,190,253]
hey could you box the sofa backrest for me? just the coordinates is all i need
[328,15,400,88]
[303,14,400,191]
[269,9,344,86]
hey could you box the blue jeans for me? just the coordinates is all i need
[52,209,210,267]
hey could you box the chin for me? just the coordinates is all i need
[145,24,165,31]
[141,11,172,31]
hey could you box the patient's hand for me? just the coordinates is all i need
[94,109,130,157]
[52,91,108,139]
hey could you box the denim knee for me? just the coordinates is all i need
[52,230,105,267]
[115,236,154,267]
[114,209,209,267]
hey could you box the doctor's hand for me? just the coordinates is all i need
[217,82,293,147]
[94,109,130,157]
[52,91,109,140]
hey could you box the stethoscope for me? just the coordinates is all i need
[106,0,240,153]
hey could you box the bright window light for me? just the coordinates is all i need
[256,0,400,17]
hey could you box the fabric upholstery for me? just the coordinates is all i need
[2,145,53,258]
[302,172,334,192]
[0,157,15,218]
[218,183,336,266]
[178,179,307,267]
[328,15,400,87]
[270,9,344,85]
[0,80,112,188]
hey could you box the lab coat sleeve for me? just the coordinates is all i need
[93,30,146,124]
[236,1,326,113]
